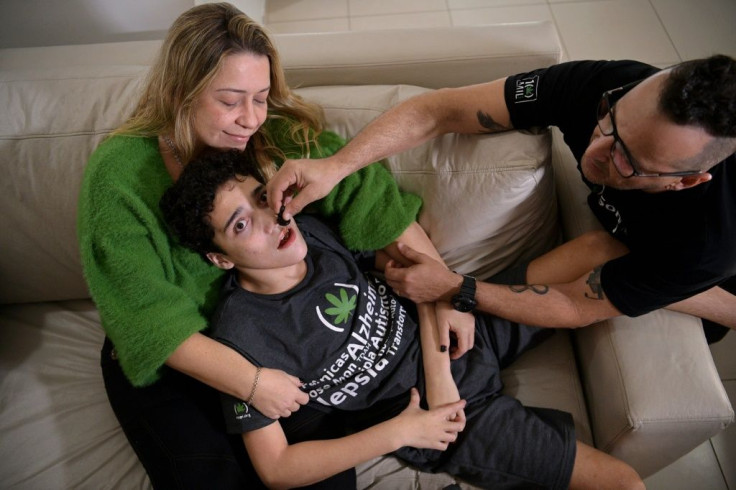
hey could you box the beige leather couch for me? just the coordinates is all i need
[1,22,732,489]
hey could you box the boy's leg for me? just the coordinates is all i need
[397,395,643,490]
[396,394,576,489]
[570,441,644,490]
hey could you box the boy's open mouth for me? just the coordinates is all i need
[278,228,293,249]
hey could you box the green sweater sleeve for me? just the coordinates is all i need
[78,136,224,386]
[270,120,422,250]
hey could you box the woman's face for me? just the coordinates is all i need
[192,52,271,151]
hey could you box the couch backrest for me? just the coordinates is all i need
[0,23,561,304]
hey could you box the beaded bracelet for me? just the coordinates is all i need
[246,366,262,406]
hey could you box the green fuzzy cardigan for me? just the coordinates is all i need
[77,124,421,386]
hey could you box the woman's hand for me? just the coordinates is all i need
[251,368,310,419]
[266,157,345,221]
[395,388,466,451]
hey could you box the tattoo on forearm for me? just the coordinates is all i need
[509,284,549,295]
[476,110,506,133]
[584,266,605,300]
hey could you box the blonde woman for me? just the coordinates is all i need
[77,3,471,487]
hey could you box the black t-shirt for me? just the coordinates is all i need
[210,216,421,434]
[505,60,736,316]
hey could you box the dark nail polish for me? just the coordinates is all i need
[440,345,447,353]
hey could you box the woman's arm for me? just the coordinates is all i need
[244,388,466,489]
[78,138,309,416]
[166,333,309,418]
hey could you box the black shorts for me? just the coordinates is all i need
[396,393,575,490]
[398,261,577,489]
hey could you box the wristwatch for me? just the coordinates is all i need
[451,274,477,312]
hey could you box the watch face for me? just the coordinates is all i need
[452,296,477,312]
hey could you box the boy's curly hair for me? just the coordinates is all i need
[160,149,265,257]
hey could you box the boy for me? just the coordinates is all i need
[160,150,642,489]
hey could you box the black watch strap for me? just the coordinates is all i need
[451,274,477,312]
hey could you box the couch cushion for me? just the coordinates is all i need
[297,85,559,279]
[0,66,147,304]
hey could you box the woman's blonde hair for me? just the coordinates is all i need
[115,2,323,174]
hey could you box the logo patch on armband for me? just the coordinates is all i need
[233,401,251,420]
[514,75,539,103]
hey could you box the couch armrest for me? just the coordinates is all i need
[551,130,734,477]
[575,312,733,478]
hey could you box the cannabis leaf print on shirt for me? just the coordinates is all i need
[324,288,356,324]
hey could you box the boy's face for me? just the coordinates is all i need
[206,175,308,286]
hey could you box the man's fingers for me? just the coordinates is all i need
[396,242,426,264]
[451,333,470,359]
[283,191,314,220]
[384,264,407,285]
[266,173,295,212]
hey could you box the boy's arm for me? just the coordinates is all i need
[383,222,476,359]
[416,303,462,409]
[375,229,461,410]
[244,389,465,489]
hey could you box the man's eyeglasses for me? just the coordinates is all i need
[596,80,705,178]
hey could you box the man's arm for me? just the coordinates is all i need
[387,239,736,329]
[668,287,736,329]
[385,243,621,328]
[267,79,511,218]
[525,231,736,328]
[243,390,465,489]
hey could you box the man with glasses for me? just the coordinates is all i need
[267,55,736,345]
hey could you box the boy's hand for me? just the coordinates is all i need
[396,388,466,451]
[435,302,475,359]
[252,368,310,419]
[385,243,461,303]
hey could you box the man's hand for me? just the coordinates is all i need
[251,368,310,419]
[435,302,475,360]
[385,243,461,303]
[266,157,345,220]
